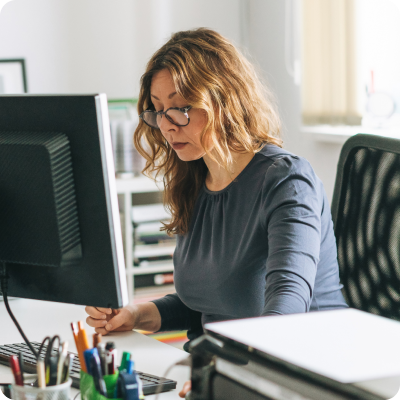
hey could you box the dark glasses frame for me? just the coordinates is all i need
[139,106,192,129]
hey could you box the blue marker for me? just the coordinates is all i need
[83,348,98,375]
[126,360,135,374]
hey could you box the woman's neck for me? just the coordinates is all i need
[203,151,255,192]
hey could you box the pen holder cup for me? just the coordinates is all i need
[80,371,121,400]
[11,379,72,400]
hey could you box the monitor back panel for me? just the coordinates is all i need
[0,95,126,308]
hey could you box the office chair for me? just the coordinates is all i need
[331,133,400,320]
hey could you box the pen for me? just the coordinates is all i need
[97,342,107,375]
[37,359,46,388]
[110,353,115,375]
[62,353,74,383]
[93,333,102,348]
[90,352,107,397]
[57,341,68,385]
[105,342,116,375]
[10,356,23,386]
[17,352,25,385]
[47,356,58,386]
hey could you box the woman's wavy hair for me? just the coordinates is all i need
[134,28,282,235]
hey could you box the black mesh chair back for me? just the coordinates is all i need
[332,134,400,320]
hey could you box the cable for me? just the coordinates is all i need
[0,262,39,359]
[154,356,192,400]
[73,391,81,400]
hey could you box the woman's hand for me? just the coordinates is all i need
[85,305,137,335]
[178,380,191,398]
[85,302,162,334]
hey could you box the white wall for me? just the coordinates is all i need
[0,0,70,93]
[0,0,242,97]
[63,0,138,98]
[246,0,343,202]
[65,0,242,97]
[0,0,343,200]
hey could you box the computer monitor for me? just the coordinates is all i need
[0,94,128,309]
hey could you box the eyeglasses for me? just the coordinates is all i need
[139,106,192,129]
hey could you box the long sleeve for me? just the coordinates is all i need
[151,293,202,334]
[261,155,321,315]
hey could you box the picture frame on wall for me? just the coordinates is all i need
[0,59,28,94]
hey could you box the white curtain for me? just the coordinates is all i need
[302,0,361,125]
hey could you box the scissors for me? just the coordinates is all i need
[37,335,61,386]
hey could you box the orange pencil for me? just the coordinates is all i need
[71,322,85,372]
[70,322,81,355]
[77,321,90,372]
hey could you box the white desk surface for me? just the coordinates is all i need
[0,299,189,399]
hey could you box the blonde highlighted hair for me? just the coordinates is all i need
[134,28,282,235]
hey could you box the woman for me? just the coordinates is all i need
[86,28,347,397]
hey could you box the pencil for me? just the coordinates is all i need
[71,322,86,373]
[70,322,79,350]
[77,321,90,372]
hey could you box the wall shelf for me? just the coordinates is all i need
[127,263,174,275]
[116,175,163,194]
[134,244,175,258]
[116,175,172,301]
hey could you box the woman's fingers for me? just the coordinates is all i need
[86,316,108,328]
[94,327,110,335]
[85,306,111,319]
[94,324,133,336]
[85,306,135,333]
[96,307,112,314]
[104,308,133,332]
[178,381,191,398]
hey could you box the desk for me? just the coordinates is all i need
[0,299,190,399]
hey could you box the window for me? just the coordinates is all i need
[301,0,400,129]
[355,0,400,128]
[302,0,359,125]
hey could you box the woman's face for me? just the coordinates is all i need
[150,69,208,162]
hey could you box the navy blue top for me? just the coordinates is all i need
[152,145,347,343]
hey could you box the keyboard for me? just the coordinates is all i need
[0,342,177,395]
